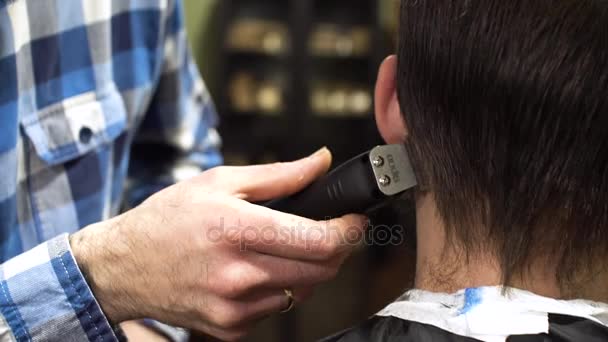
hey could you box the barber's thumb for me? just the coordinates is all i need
[232,147,333,202]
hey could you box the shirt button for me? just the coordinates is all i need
[79,127,93,144]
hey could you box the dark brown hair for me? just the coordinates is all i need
[398,0,608,287]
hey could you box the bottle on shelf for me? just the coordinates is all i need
[229,71,285,115]
[226,18,290,56]
[309,24,371,58]
[310,80,372,117]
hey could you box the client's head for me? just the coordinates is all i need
[374,0,608,299]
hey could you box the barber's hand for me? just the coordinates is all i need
[71,148,367,341]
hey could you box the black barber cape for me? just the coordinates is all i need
[321,287,608,342]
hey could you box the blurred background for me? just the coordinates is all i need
[182,1,415,341]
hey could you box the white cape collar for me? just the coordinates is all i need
[376,286,608,342]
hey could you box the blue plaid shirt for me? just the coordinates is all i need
[0,0,222,341]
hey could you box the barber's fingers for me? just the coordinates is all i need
[234,286,314,321]
[195,147,332,202]
[246,213,367,261]
[204,287,313,332]
[244,253,350,289]
[206,252,348,300]
[218,201,367,261]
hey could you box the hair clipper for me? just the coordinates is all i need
[264,145,418,220]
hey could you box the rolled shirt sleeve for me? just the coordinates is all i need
[0,234,120,342]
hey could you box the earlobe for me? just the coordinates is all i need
[374,55,407,144]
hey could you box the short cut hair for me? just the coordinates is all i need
[397,0,608,287]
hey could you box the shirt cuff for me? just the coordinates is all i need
[0,234,120,341]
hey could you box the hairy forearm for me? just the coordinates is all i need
[70,217,139,324]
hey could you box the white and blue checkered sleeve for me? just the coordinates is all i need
[0,234,120,342]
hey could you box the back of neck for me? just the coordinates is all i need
[413,194,562,298]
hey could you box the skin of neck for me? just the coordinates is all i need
[413,193,565,298]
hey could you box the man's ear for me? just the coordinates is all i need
[375,55,407,144]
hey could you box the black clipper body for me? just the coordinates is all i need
[264,145,418,220]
